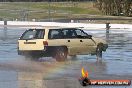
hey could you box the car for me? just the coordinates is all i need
[18,27,108,61]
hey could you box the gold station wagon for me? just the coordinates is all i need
[18,27,108,61]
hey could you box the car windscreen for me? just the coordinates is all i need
[20,29,44,40]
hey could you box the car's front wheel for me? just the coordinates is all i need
[53,47,68,62]
[96,44,103,59]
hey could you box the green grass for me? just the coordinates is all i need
[0,2,101,20]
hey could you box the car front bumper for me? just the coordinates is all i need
[102,44,108,51]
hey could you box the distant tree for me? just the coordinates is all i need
[95,0,132,16]
[124,0,132,16]
[1,0,95,2]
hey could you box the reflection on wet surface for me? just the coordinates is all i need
[0,27,132,88]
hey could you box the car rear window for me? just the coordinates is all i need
[20,29,44,40]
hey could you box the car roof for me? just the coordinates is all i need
[29,26,80,30]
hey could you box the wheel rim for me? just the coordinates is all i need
[55,48,67,61]
[58,51,65,59]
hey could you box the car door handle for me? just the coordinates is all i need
[68,40,70,42]
[80,40,83,42]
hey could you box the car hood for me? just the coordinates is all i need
[92,37,108,45]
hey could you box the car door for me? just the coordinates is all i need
[61,29,81,55]
[74,29,96,54]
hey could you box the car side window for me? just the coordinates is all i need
[62,29,76,38]
[48,29,63,39]
[35,30,44,39]
[48,29,88,39]
[74,29,88,38]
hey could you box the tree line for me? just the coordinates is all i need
[95,0,132,16]
[1,0,131,17]
[1,0,95,2]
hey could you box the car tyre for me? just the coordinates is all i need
[96,44,103,59]
[53,47,68,62]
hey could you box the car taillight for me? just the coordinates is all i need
[43,41,48,46]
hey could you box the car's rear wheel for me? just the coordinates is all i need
[53,47,68,62]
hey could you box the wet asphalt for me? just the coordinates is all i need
[0,27,132,88]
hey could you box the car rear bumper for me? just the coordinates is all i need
[18,46,54,57]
